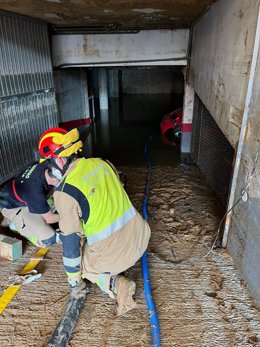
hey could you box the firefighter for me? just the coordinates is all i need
[0,161,60,247]
[38,127,151,315]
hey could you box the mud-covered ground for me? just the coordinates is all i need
[1,161,260,347]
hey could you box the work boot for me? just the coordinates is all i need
[111,275,137,316]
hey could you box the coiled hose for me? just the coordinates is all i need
[141,137,161,347]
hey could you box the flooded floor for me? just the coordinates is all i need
[1,97,260,346]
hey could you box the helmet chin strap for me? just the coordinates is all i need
[47,154,77,176]
[61,154,77,175]
[46,158,61,172]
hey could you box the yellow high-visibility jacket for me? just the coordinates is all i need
[57,158,136,246]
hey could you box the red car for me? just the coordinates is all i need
[160,108,183,145]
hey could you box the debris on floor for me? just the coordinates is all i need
[0,234,22,261]
[0,163,260,347]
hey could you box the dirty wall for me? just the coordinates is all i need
[190,0,260,305]
[227,42,260,306]
[190,0,260,148]
[52,30,189,67]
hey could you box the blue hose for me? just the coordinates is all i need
[141,137,161,347]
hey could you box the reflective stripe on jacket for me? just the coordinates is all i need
[58,158,136,246]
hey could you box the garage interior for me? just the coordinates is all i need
[1,1,260,346]
[90,66,184,163]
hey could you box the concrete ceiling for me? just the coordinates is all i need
[0,0,216,32]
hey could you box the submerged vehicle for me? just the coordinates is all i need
[160,108,183,145]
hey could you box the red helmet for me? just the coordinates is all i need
[38,127,68,159]
[38,127,83,160]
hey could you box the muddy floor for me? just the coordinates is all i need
[1,159,260,347]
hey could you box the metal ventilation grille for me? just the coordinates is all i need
[191,94,203,164]
[55,70,89,123]
[191,94,234,206]
[0,13,58,184]
[0,14,53,97]
[0,92,58,182]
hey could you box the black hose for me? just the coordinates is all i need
[46,288,88,347]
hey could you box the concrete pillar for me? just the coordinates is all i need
[181,82,194,157]
[81,70,92,157]
[108,70,119,98]
[100,109,110,149]
[108,69,121,127]
[98,69,108,110]
[98,69,110,150]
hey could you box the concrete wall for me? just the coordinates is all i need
[228,52,260,306]
[190,0,260,305]
[122,67,184,94]
[190,0,260,148]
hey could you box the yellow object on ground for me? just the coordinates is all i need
[0,247,49,315]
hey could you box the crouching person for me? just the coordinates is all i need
[0,162,60,247]
[38,127,151,315]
